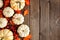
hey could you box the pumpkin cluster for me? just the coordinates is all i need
[0,0,31,40]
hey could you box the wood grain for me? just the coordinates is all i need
[40,0,50,40]
[24,0,39,40]
[49,0,60,40]
[30,0,39,40]
[25,0,60,40]
[40,0,60,40]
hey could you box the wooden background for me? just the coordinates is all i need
[40,0,60,40]
[25,0,39,40]
[25,0,60,40]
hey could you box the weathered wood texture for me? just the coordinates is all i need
[30,0,39,40]
[25,0,60,40]
[49,0,60,40]
[40,0,50,40]
[24,0,39,40]
[40,0,60,40]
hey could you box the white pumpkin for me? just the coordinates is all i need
[3,7,14,17]
[0,0,3,8]
[12,14,24,25]
[17,24,30,37]
[0,29,13,40]
[0,18,8,28]
[10,0,25,10]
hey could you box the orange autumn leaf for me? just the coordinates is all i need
[4,0,10,4]
[4,0,10,8]
[0,14,3,18]
[0,10,3,14]
[23,35,32,40]
[0,10,2,12]
[9,20,14,25]
[0,10,3,17]
[25,0,30,6]
[23,38,29,40]
[14,34,21,40]
[26,34,32,39]
[15,10,21,14]
[0,15,3,18]
[15,37,21,40]
[24,10,29,16]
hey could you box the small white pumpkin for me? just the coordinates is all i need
[3,7,14,17]
[0,29,13,40]
[10,0,25,10]
[12,14,24,25]
[0,0,3,8]
[0,18,8,28]
[17,24,30,37]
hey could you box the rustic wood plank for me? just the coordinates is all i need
[40,0,50,40]
[24,6,30,25]
[30,0,39,40]
[49,0,60,40]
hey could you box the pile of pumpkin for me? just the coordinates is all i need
[0,0,31,40]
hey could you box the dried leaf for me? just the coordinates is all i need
[24,10,29,16]
[25,0,30,6]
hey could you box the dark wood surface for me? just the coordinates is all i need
[40,0,60,40]
[49,0,60,40]
[24,0,39,40]
[40,0,50,40]
[25,0,60,40]
[30,0,39,40]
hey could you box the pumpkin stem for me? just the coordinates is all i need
[16,1,21,8]
[1,37,4,40]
